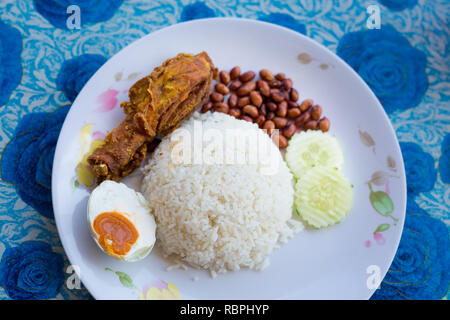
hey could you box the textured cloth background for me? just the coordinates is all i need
[0,0,448,300]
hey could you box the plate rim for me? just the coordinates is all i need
[52,17,407,300]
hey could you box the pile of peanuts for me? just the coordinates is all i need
[201,66,330,148]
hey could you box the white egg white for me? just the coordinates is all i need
[88,180,156,262]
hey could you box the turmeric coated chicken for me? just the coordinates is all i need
[88,52,217,183]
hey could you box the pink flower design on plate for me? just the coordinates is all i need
[93,131,106,140]
[137,280,181,300]
[374,232,386,245]
[96,89,119,112]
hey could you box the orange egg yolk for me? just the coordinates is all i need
[93,212,139,257]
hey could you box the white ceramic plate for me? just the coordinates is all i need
[52,18,406,300]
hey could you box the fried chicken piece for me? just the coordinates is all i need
[88,52,217,183]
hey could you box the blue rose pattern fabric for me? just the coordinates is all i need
[370,141,447,300]
[258,13,306,35]
[0,0,448,300]
[399,142,437,197]
[371,199,450,300]
[1,105,70,219]
[337,25,428,114]
[57,54,107,102]
[0,22,22,107]
[33,0,123,29]
[0,241,64,299]
[378,0,418,11]
[439,133,450,184]
[180,1,216,22]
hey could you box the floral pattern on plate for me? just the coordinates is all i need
[105,267,181,300]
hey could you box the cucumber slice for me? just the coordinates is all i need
[286,131,344,179]
[294,166,353,228]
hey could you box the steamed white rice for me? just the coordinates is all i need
[141,112,303,274]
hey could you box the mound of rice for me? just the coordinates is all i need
[141,112,303,275]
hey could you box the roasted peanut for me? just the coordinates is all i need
[266,101,277,112]
[310,104,322,120]
[256,79,264,89]
[271,91,285,103]
[275,73,286,81]
[259,69,274,81]
[288,101,299,109]
[219,70,231,85]
[299,99,313,112]
[273,117,288,129]
[283,123,296,139]
[239,71,256,82]
[215,83,230,95]
[304,120,318,130]
[228,108,241,118]
[255,114,266,127]
[208,68,331,146]
[229,80,242,91]
[268,79,282,88]
[266,111,275,120]
[277,101,288,117]
[201,102,213,113]
[319,117,330,132]
[263,120,275,135]
[272,132,288,148]
[237,81,256,96]
[230,66,241,80]
[210,92,223,102]
[287,108,301,119]
[283,78,293,91]
[228,94,238,108]
[240,115,253,123]
[270,88,280,95]
[238,96,250,107]
[258,80,271,97]
[214,102,229,114]
[250,91,263,107]
[243,105,259,118]
[279,135,288,148]
[295,112,311,126]
[290,88,299,102]
[259,103,267,116]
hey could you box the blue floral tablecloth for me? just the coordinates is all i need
[0,0,448,300]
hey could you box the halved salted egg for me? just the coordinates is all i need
[88,180,156,262]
